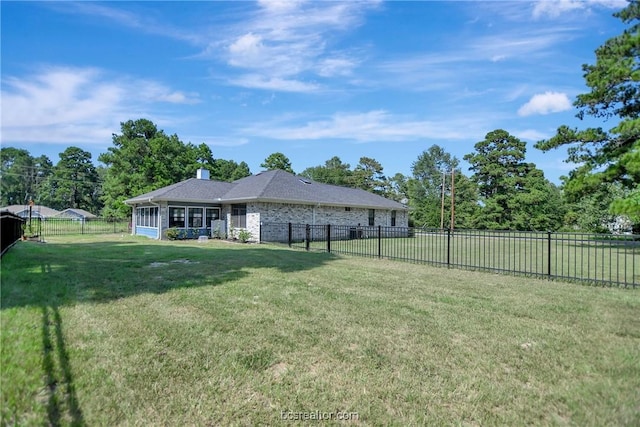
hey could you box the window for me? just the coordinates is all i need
[206,208,220,228]
[391,210,396,227]
[345,207,351,212]
[169,207,185,228]
[136,207,158,227]
[368,209,375,226]
[231,204,247,228]
[150,209,157,228]
[188,207,204,228]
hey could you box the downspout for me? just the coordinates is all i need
[148,198,161,240]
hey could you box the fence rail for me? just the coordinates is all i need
[261,223,639,288]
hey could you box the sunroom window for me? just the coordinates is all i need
[169,207,185,228]
[136,207,158,227]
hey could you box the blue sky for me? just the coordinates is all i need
[1,0,628,184]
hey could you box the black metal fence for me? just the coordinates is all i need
[260,223,639,288]
[1,211,25,256]
[31,217,130,237]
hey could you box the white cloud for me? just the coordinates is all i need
[514,129,549,141]
[242,110,488,142]
[517,91,572,116]
[220,1,377,92]
[229,74,320,93]
[532,0,628,19]
[228,33,264,63]
[317,58,357,77]
[1,66,199,144]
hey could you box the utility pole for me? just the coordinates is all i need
[450,169,456,231]
[440,170,446,230]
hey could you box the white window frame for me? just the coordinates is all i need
[136,206,159,227]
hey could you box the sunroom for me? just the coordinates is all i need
[133,203,224,240]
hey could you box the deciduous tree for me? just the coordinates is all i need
[99,119,205,217]
[40,147,100,212]
[300,156,352,186]
[409,145,459,227]
[0,147,52,206]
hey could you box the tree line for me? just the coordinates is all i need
[1,123,633,233]
[1,1,637,233]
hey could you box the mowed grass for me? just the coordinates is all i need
[1,235,639,426]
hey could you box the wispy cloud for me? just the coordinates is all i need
[518,91,572,116]
[241,110,489,142]
[1,66,200,144]
[373,24,576,95]
[48,2,203,44]
[228,74,320,93]
[219,0,379,92]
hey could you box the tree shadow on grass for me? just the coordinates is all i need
[1,240,337,310]
[1,239,337,425]
[41,304,84,427]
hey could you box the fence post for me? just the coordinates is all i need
[378,225,382,258]
[447,228,451,267]
[288,222,292,247]
[547,231,552,278]
[82,219,85,235]
[326,224,331,253]
[305,224,310,251]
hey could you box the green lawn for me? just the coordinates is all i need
[1,235,639,425]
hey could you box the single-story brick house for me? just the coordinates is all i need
[124,169,408,241]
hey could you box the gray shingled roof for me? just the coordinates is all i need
[55,208,98,219]
[0,205,61,218]
[125,178,235,204]
[125,170,407,210]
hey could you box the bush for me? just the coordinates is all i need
[237,229,252,243]
[212,224,224,239]
[166,228,182,240]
